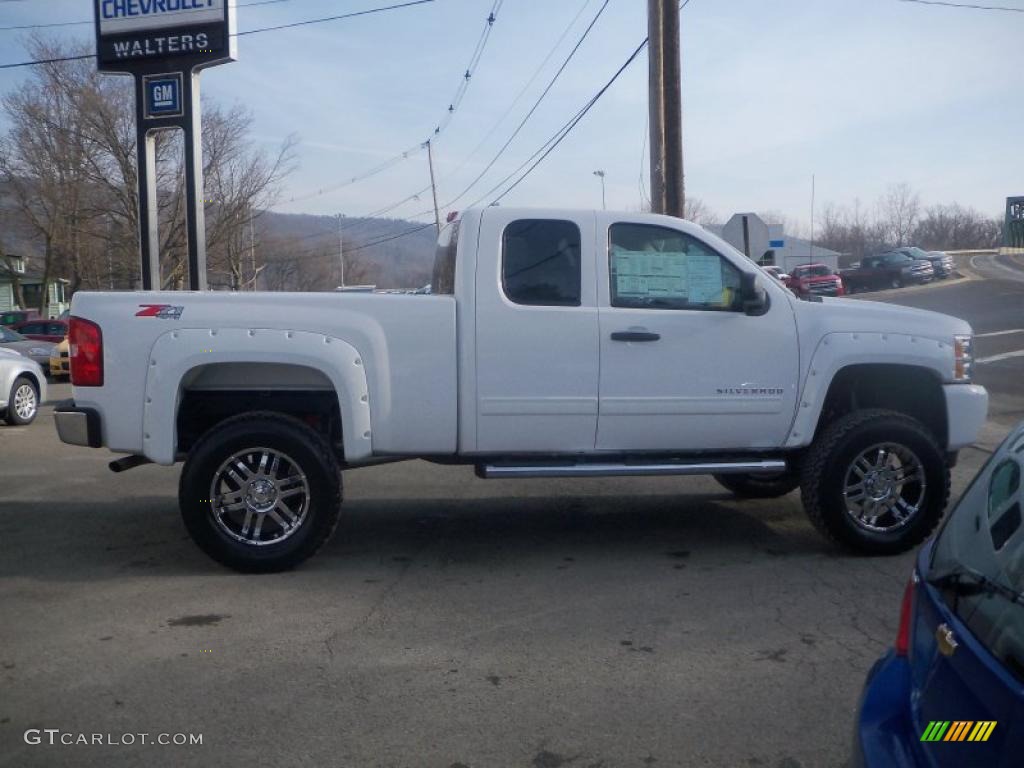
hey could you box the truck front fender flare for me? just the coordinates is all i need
[785,332,952,448]
[142,328,372,465]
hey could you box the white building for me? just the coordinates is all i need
[720,213,841,275]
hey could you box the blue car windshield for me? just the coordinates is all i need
[932,425,1024,681]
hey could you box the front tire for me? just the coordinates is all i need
[715,470,800,498]
[800,409,949,555]
[890,276,902,289]
[5,376,38,425]
[179,412,342,572]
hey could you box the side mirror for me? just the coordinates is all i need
[739,272,769,316]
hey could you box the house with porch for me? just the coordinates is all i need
[0,254,69,319]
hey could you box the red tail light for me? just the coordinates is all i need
[895,578,915,656]
[69,317,103,387]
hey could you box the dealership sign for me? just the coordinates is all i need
[94,0,237,73]
[94,1,238,292]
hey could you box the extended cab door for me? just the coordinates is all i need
[474,209,599,453]
[595,217,800,452]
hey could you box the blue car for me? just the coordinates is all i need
[854,421,1024,766]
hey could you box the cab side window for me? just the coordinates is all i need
[502,219,582,307]
[608,223,741,311]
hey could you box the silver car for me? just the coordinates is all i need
[0,325,55,369]
[0,348,47,425]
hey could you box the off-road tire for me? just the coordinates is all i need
[714,470,800,498]
[5,376,38,425]
[179,411,342,573]
[800,408,949,555]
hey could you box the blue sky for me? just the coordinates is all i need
[1,0,1021,228]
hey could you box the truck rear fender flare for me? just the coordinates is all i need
[143,328,373,465]
[785,332,951,448]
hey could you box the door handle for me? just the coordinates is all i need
[610,330,660,342]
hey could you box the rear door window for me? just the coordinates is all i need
[502,219,581,307]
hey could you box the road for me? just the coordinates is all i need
[1,270,1021,768]
[865,254,1024,428]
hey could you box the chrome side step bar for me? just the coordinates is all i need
[479,459,786,479]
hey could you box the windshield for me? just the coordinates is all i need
[0,327,26,342]
[931,425,1024,681]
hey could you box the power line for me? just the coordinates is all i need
[442,0,594,181]
[0,0,436,69]
[0,0,298,32]
[486,0,694,207]
[234,0,435,36]
[440,0,610,210]
[897,0,1024,11]
[488,40,648,206]
[314,0,692,253]
[344,222,436,255]
[283,0,503,205]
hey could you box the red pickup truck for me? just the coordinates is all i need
[787,263,845,297]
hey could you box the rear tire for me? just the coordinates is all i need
[714,470,800,498]
[179,411,342,572]
[800,409,949,555]
[890,276,902,289]
[5,376,38,425]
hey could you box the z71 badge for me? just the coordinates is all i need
[136,304,184,320]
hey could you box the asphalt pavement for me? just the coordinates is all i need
[1,266,1022,767]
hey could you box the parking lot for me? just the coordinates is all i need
[2,261,1022,768]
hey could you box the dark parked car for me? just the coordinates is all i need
[897,247,955,279]
[841,252,933,292]
[11,319,69,343]
[0,326,55,369]
[853,421,1024,767]
[0,309,41,327]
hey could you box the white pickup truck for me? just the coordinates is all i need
[55,208,988,571]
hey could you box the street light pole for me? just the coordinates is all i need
[593,170,606,210]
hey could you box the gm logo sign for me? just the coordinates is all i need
[143,73,183,119]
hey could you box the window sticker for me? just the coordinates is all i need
[687,252,726,304]
[613,251,688,299]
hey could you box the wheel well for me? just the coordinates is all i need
[175,364,343,458]
[817,364,947,445]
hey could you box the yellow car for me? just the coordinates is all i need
[50,337,70,380]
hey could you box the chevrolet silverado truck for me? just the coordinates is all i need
[54,208,988,572]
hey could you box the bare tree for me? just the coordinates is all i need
[877,182,920,247]
[683,196,721,228]
[1,36,297,294]
[203,105,297,290]
[913,203,1002,250]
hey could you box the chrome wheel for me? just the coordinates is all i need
[209,448,310,547]
[13,383,36,421]
[843,442,926,533]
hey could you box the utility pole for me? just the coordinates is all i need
[593,170,606,210]
[336,213,345,287]
[647,0,684,219]
[426,140,442,234]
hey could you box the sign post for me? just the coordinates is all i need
[94,0,238,290]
